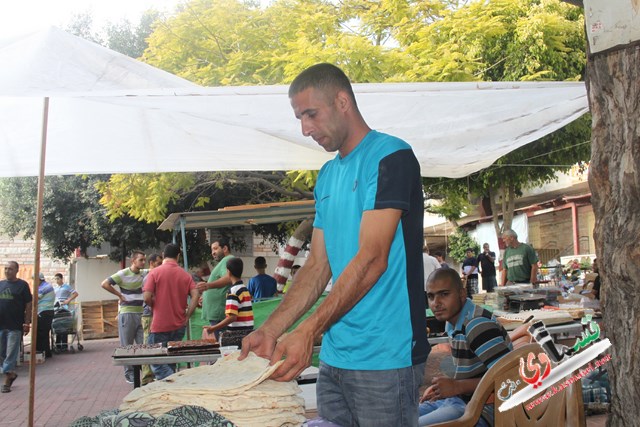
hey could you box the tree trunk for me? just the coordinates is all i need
[587,44,640,426]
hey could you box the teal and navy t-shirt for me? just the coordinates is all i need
[314,130,429,370]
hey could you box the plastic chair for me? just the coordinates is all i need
[430,343,585,427]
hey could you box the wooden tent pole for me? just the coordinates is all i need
[28,97,49,427]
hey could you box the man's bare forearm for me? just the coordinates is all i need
[207,275,232,289]
[295,209,399,338]
[25,302,32,324]
[260,256,331,338]
[298,249,386,338]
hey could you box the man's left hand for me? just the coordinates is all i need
[268,327,315,382]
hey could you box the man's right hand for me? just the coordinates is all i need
[239,329,278,361]
[196,281,208,292]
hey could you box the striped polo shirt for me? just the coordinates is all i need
[225,281,253,330]
[447,299,512,383]
[108,267,147,314]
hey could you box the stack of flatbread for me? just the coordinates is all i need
[120,351,306,427]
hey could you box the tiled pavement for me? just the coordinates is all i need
[0,338,609,426]
[0,338,130,427]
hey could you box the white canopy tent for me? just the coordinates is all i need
[0,27,589,179]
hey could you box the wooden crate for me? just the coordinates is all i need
[81,300,119,339]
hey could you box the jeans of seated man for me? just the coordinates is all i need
[317,361,425,427]
[418,396,490,427]
[0,330,22,375]
[148,327,186,380]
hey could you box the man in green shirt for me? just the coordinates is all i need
[501,229,539,285]
[196,238,234,340]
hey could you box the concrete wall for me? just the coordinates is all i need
[71,257,123,303]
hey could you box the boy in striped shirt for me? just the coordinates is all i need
[419,268,512,427]
[204,257,253,347]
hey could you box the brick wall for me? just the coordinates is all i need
[0,234,68,288]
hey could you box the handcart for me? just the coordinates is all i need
[51,304,84,354]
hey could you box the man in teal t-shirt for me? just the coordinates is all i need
[196,238,234,340]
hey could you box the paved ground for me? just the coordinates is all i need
[0,338,130,427]
[0,338,609,426]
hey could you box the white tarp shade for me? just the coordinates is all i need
[0,27,589,179]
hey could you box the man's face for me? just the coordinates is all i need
[427,278,466,324]
[150,257,163,269]
[55,276,64,286]
[290,87,347,154]
[483,244,490,252]
[131,254,146,271]
[466,250,474,259]
[211,242,224,262]
[4,262,18,281]
[502,234,515,248]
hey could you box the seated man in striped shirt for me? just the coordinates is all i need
[204,257,253,348]
[419,268,512,427]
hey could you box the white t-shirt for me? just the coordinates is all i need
[423,253,441,291]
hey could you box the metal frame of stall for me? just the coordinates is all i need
[158,200,316,270]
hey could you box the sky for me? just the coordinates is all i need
[0,0,183,39]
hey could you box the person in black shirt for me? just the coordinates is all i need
[477,243,497,292]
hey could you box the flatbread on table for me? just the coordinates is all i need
[120,351,306,427]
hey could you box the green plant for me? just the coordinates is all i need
[448,229,480,263]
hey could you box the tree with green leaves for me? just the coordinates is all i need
[447,228,480,263]
[420,0,589,238]
[0,176,170,262]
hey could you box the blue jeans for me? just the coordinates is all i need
[148,327,186,380]
[317,361,425,427]
[418,397,490,427]
[0,329,22,374]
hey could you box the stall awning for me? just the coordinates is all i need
[158,200,315,231]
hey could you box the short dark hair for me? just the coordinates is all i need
[131,250,145,260]
[148,253,162,263]
[226,257,243,278]
[288,63,358,108]
[213,238,231,252]
[254,256,267,268]
[427,268,464,291]
[163,244,180,259]
[466,248,475,254]
[54,273,63,279]
[433,251,445,259]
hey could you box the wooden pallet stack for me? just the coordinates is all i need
[81,300,119,339]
